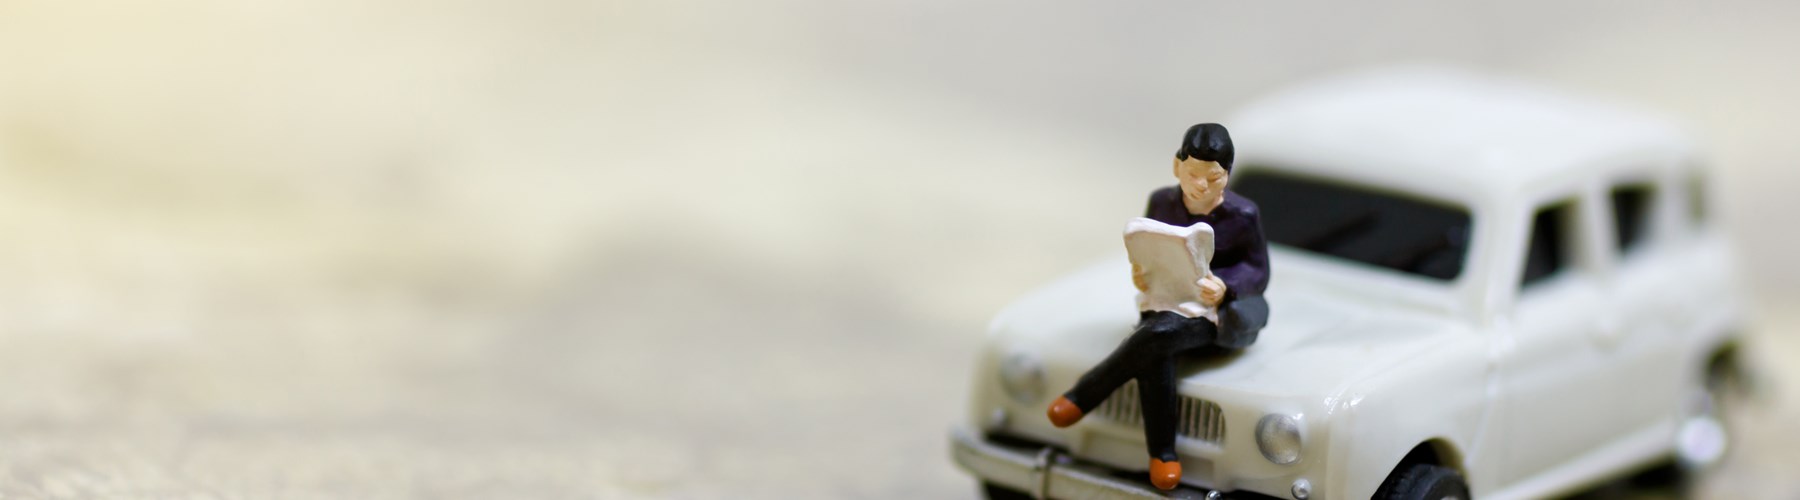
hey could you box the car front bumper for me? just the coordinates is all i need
[950,427,1222,499]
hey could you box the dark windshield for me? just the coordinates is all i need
[1232,170,1472,280]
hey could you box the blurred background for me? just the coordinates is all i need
[0,1,1797,498]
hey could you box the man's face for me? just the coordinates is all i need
[1174,157,1229,213]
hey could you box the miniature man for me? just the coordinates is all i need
[1044,123,1270,490]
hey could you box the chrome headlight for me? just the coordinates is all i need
[998,351,1045,404]
[1256,413,1304,465]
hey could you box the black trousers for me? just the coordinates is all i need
[1062,297,1267,462]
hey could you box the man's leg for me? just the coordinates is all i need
[1138,354,1183,489]
[1139,316,1218,490]
[1061,338,1150,411]
[1139,318,1217,456]
[1050,312,1189,427]
[1215,295,1269,349]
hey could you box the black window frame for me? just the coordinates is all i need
[1608,180,1657,256]
[1521,199,1578,288]
[1230,170,1474,282]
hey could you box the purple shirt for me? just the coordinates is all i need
[1144,186,1270,302]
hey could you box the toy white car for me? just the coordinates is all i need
[952,68,1747,500]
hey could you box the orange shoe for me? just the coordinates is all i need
[1149,458,1182,490]
[1046,396,1084,428]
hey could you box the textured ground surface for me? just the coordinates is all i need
[0,1,1798,498]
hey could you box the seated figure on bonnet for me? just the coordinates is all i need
[1045,123,1270,490]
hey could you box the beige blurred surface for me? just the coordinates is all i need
[0,1,1797,498]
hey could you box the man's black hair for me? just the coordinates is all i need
[1175,123,1234,172]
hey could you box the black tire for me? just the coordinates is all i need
[981,482,1033,500]
[1376,463,1469,500]
[1632,349,1745,492]
[1618,350,1745,496]
[1625,458,1689,490]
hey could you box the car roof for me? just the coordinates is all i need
[1228,66,1695,208]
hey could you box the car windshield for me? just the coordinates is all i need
[1232,170,1472,281]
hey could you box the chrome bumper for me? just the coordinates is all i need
[950,427,1213,499]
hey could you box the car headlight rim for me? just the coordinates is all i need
[1256,413,1304,465]
[998,351,1045,404]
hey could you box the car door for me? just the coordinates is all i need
[1601,174,1688,433]
[1497,193,1620,482]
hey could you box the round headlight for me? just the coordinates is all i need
[998,352,1045,404]
[1256,413,1304,465]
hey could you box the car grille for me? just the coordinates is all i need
[1093,380,1226,444]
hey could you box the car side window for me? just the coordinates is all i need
[1610,182,1655,254]
[1522,200,1575,287]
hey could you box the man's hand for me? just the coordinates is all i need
[1199,275,1227,307]
[1132,263,1149,292]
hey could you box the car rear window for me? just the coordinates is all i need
[1522,200,1575,286]
[1232,171,1472,280]
[1610,182,1654,254]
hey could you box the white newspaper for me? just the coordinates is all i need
[1124,217,1217,322]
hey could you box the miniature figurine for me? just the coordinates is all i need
[1045,123,1270,490]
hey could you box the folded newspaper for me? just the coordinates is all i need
[1125,217,1217,322]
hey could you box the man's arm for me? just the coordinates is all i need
[1212,204,1270,348]
[1212,204,1270,302]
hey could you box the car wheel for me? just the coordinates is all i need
[1375,463,1469,500]
[1676,349,1747,470]
[1629,347,1750,493]
[981,482,1033,500]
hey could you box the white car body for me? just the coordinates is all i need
[952,68,1747,500]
